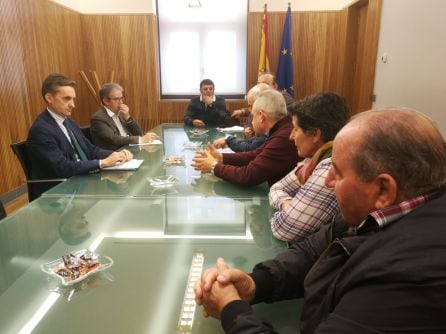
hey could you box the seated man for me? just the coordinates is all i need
[90,83,157,150]
[213,83,270,152]
[195,107,446,333]
[192,89,298,187]
[184,79,228,127]
[28,73,132,197]
[269,92,350,242]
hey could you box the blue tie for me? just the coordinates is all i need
[63,120,88,161]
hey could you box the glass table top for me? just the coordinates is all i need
[0,194,302,333]
[44,124,269,199]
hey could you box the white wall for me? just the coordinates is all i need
[373,0,446,137]
[50,0,358,14]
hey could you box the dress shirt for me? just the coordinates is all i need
[105,107,128,137]
[358,188,441,232]
[269,157,340,242]
[47,108,71,142]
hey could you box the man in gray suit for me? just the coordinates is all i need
[90,83,157,150]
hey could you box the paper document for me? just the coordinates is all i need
[102,159,143,171]
[217,126,244,133]
[129,139,162,146]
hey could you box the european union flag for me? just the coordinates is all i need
[276,4,294,97]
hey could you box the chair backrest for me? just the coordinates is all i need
[80,125,92,142]
[10,140,32,180]
[0,200,6,220]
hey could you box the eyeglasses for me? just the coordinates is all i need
[109,96,124,101]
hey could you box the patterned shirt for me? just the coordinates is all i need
[357,189,440,233]
[269,157,340,242]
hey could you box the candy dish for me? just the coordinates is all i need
[41,249,113,286]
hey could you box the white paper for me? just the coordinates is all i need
[102,159,144,171]
[129,139,163,146]
[216,126,245,133]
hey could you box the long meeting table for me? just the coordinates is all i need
[0,124,302,333]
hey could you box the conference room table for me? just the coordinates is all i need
[0,124,302,333]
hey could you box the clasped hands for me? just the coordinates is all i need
[194,257,256,319]
[191,143,222,173]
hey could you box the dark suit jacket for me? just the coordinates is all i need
[90,107,143,150]
[28,110,112,182]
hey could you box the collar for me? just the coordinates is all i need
[47,108,66,126]
[105,107,118,118]
[357,189,441,233]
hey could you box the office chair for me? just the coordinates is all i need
[10,140,66,202]
[0,200,6,220]
[80,125,92,142]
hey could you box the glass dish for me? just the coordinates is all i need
[148,175,178,188]
[163,155,185,166]
[183,141,203,150]
[41,249,113,286]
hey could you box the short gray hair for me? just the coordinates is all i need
[252,89,287,120]
[99,83,123,104]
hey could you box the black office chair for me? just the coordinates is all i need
[10,140,66,202]
[0,200,6,220]
[80,125,92,142]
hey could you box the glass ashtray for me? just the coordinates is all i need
[189,129,209,135]
[148,175,178,188]
[41,249,113,286]
[183,141,203,150]
[163,155,185,166]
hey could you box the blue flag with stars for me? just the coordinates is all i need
[276,4,294,97]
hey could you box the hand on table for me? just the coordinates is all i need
[213,137,227,149]
[192,119,206,128]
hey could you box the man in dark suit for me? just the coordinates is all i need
[90,83,158,150]
[28,73,133,197]
[184,79,229,127]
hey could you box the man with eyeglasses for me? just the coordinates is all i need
[28,74,133,198]
[184,79,228,127]
[90,83,158,150]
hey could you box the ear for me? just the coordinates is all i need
[312,129,323,144]
[373,173,398,209]
[44,93,53,104]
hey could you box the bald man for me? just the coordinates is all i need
[196,107,446,333]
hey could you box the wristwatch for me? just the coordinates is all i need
[210,161,218,176]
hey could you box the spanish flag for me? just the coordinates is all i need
[258,3,270,75]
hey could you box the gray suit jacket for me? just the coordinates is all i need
[90,107,143,150]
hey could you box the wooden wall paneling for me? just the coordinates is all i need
[79,14,160,131]
[0,0,30,193]
[354,0,382,114]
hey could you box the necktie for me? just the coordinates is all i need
[63,120,88,161]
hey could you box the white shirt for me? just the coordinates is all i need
[47,108,71,143]
[105,107,128,137]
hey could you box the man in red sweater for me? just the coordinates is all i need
[192,89,298,187]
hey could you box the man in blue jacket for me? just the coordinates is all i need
[28,73,132,197]
[195,107,446,333]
